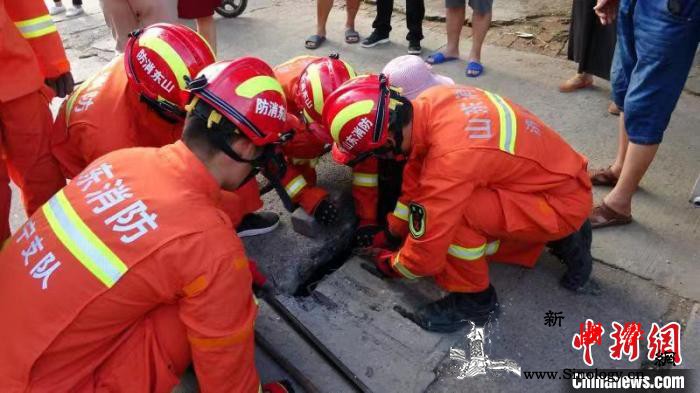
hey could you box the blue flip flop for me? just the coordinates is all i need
[466,60,484,77]
[426,52,458,65]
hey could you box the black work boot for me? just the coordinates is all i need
[406,285,499,333]
[548,219,593,291]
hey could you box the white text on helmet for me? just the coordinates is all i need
[342,117,373,151]
[136,49,175,94]
[300,83,312,109]
[255,98,286,121]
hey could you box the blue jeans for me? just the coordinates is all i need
[611,0,700,145]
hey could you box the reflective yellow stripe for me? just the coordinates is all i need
[352,172,378,187]
[14,14,57,39]
[64,71,104,124]
[65,84,88,122]
[14,14,52,28]
[341,60,357,78]
[485,240,500,256]
[329,99,374,143]
[306,63,325,116]
[235,75,285,99]
[138,35,191,90]
[393,201,409,221]
[284,175,307,198]
[448,243,486,261]
[20,25,57,39]
[483,91,517,154]
[303,109,314,124]
[392,253,420,280]
[42,190,128,287]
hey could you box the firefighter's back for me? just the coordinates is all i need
[0,142,238,392]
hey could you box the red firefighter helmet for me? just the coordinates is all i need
[295,54,356,124]
[322,74,397,164]
[187,57,288,146]
[124,23,215,117]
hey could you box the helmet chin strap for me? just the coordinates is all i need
[139,93,186,124]
[190,100,296,209]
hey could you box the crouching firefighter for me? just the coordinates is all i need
[0,57,291,392]
[252,54,359,225]
[322,75,594,333]
[350,55,456,250]
[51,23,278,238]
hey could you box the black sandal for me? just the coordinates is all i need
[305,34,325,49]
[345,28,359,44]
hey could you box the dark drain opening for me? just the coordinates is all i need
[293,244,355,297]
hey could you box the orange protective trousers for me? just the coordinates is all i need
[75,305,191,392]
[0,89,65,242]
[436,179,591,293]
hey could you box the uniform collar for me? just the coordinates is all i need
[160,141,222,203]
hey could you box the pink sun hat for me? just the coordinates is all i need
[381,55,455,99]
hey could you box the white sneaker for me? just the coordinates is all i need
[49,5,66,15]
[66,6,84,17]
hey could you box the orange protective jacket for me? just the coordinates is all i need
[51,56,182,179]
[50,55,261,224]
[0,142,259,392]
[389,85,592,280]
[0,0,69,102]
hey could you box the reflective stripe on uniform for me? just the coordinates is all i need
[392,201,409,221]
[306,63,325,116]
[485,240,500,256]
[448,243,486,261]
[392,253,420,280]
[235,75,285,99]
[341,60,357,79]
[284,175,307,198]
[352,172,378,187]
[42,190,128,287]
[483,91,517,154]
[447,240,500,261]
[138,35,192,90]
[303,109,314,124]
[14,14,57,39]
[329,99,374,143]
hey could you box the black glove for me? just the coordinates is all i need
[354,225,403,250]
[45,72,75,98]
[354,225,383,248]
[313,198,338,225]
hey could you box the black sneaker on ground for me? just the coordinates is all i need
[547,219,593,291]
[407,41,422,55]
[397,285,499,333]
[361,31,390,48]
[236,212,280,238]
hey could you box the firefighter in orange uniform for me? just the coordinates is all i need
[353,55,457,250]
[0,57,291,392]
[0,0,74,242]
[256,54,357,225]
[323,75,594,333]
[50,23,278,237]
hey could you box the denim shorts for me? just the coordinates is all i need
[611,0,700,145]
[446,0,493,14]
